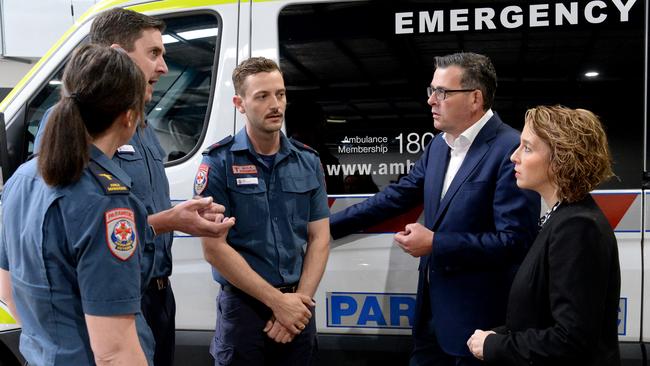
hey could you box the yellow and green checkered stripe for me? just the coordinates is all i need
[0,0,284,111]
[0,300,17,325]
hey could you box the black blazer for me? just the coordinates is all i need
[483,195,621,366]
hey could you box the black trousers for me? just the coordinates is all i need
[211,286,317,366]
[141,279,176,366]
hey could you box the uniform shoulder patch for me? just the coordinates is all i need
[105,208,138,261]
[202,135,234,155]
[88,161,130,195]
[194,163,210,195]
[289,138,319,156]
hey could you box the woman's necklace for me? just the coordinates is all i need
[539,200,561,228]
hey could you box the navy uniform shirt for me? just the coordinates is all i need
[194,128,329,286]
[112,125,173,278]
[0,146,155,365]
[35,109,173,279]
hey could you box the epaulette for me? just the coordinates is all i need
[202,135,234,155]
[88,161,130,195]
[290,138,319,156]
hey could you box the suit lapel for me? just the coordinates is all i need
[431,115,501,228]
[425,138,450,227]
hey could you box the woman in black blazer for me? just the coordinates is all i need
[466,105,621,366]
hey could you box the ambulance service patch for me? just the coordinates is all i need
[195,163,209,195]
[105,208,138,261]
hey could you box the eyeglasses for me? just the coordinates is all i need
[427,86,476,101]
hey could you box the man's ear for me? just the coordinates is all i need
[471,89,484,113]
[233,95,246,114]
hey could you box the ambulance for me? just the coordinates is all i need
[0,0,647,364]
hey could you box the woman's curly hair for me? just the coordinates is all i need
[525,105,613,203]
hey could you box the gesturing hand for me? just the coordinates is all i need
[171,197,234,237]
[394,223,433,257]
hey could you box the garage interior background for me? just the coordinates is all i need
[0,1,100,100]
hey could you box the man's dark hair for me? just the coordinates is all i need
[232,57,282,96]
[90,8,166,51]
[435,52,497,111]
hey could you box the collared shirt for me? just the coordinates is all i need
[34,109,173,278]
[195,128,330,286]
[113,125,173,278]
[441,109,494,199]
[0,146,155,366]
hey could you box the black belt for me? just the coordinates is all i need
[275,284,298,293]
[148,277,169,290]
[222,283,297,294]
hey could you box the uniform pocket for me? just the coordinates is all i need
[280,175,320,193]
[114,149,148,199]
[280,175,320,226]
[147,141,165,163]
[226,177,267,235]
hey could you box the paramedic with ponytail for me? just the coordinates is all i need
[0,44,158,365]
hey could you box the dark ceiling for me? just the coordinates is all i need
[278,0,647,188]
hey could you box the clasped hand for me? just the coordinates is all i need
[265,292,314,343]
[466,329,495,360]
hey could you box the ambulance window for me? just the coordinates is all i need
[25,67,66,154]
[147,13,220,163]
[279,2,645,194]
[25,12,221,163]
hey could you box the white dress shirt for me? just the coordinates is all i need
[440,109,494,200]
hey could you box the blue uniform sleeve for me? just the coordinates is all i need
[72,195,145,316]
[309,157,330,222]
[0,177,16,271]
[0,220,8,270]
[194,154,230,218]
[33,107,53,154]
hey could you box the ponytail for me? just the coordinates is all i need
[36,43,146,187]
[38,98,90,186]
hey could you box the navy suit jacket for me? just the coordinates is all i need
[330,113,540,356]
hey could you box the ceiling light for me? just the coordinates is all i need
[162,35,179,44]
[327,118,347,123]
[584,71,599,78]
[178,28,219,40]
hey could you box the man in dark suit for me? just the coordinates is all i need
[330,52,540,366]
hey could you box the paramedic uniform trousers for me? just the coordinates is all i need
[211,286,317,366]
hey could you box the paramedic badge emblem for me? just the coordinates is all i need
[105,208,138,261]
[195,163,209,195]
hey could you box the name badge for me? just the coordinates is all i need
[117,144,135,154]
[233,165,257,174]
[237,177,259,185]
